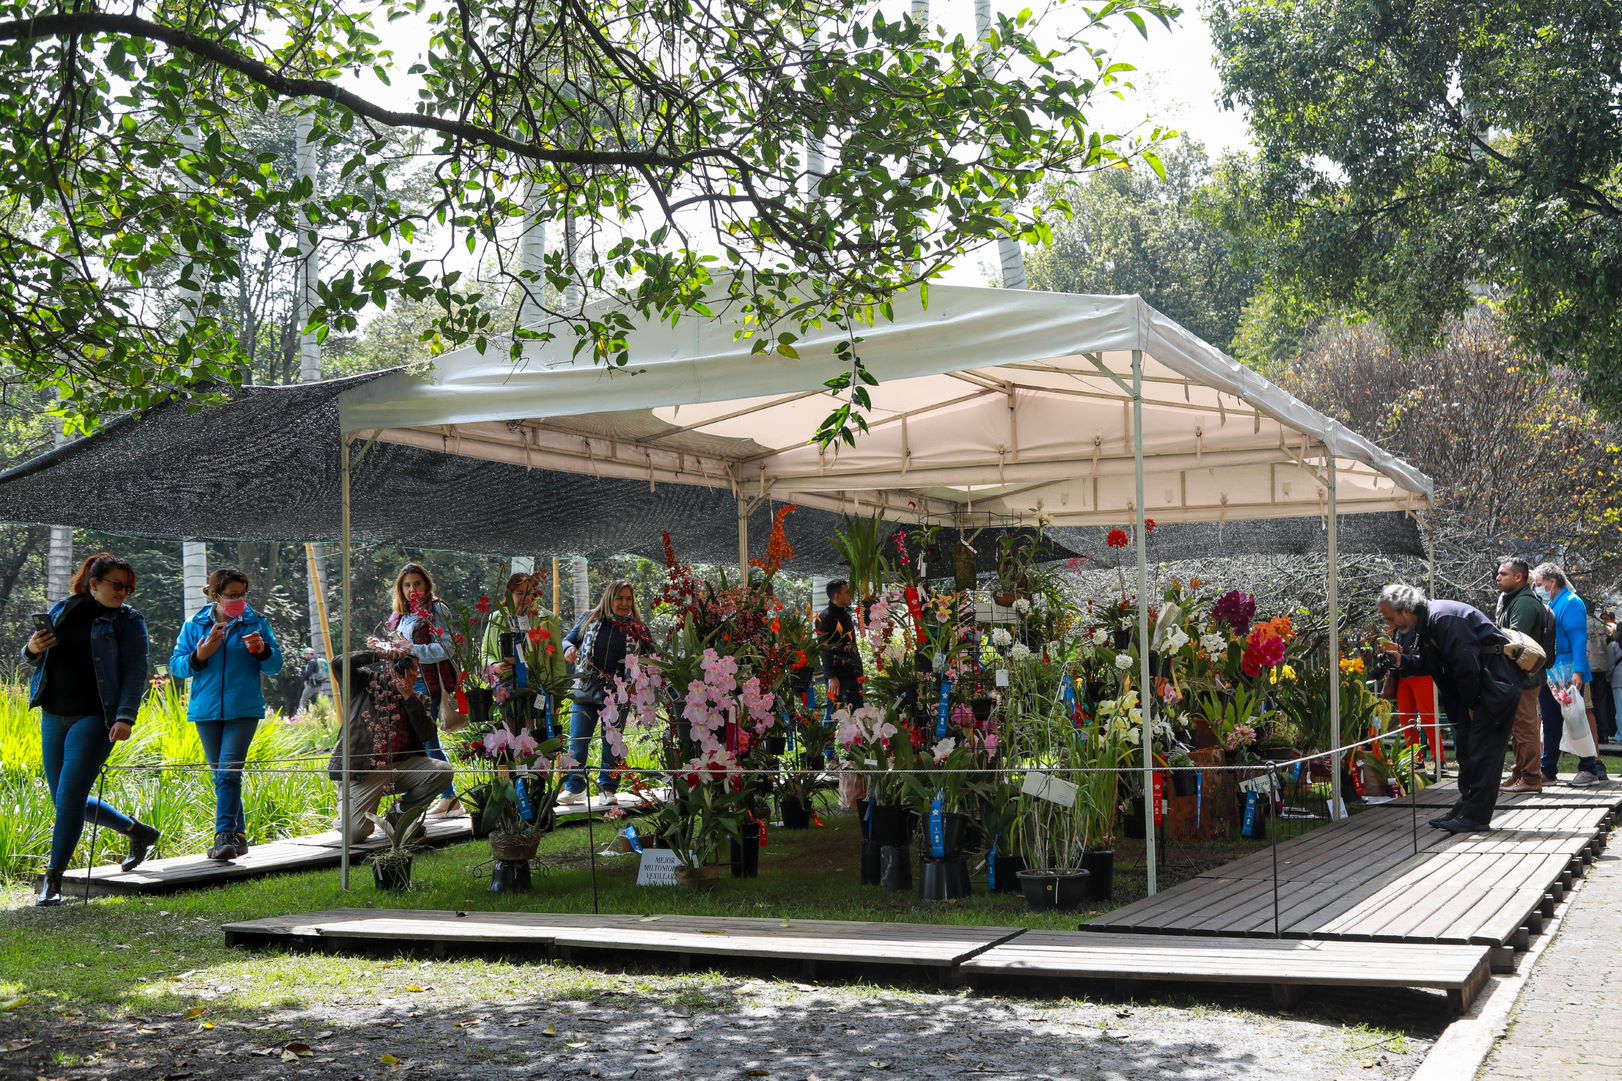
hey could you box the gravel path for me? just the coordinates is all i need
[0,966,1438,1080]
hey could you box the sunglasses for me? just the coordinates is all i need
[98,578,136,596]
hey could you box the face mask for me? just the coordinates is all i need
[1534,587,1550,603]
[218,598,248,619]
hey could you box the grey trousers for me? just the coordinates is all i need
[338,755,454,843]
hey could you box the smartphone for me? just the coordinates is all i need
[32,612,53,637]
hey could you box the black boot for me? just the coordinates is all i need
[35,870,63,907]
[121,821,160,872]
[206,832,238,862]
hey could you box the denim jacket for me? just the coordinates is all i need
[23,594,150,728]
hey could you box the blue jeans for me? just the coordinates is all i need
[1540,684,1599,779]
[421,694,460,795]
[41,712,134,873]
[195,718,259,835]
[565,700,619,794]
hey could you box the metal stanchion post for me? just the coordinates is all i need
[1268,761,1281,938]
[584,771,600,915]
[1409,727,1419,855]
[82,767,109,905]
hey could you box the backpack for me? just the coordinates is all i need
[1530,597,1558,675]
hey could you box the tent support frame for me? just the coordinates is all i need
[1132,348,1157,896]
[1327,457,1342,819]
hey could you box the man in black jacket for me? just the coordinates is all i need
[815,579,863,710]
[1379,584,1520,832]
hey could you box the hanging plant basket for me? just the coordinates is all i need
[951,542,979,592]
[489,831,540,862]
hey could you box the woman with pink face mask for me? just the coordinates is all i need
[169,567,284,861]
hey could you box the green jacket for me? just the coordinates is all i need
[480,607,569,691]
[1495,584,1544,690]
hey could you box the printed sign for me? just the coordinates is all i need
[636,848,682,887]
[1020,771,1078,808]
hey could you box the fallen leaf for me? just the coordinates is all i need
[747,1071,769,1077]
[869,1062,892,1071]
[184,1008,205,1019]
[638,915,664,923]
[566,1041,588,1050]
[381,1053,400,1066]
[542,1023,558,1037]
[280,1050,299,1063]
[1361,1060,1375,1070]
[114,943,131,950]
[1,997,27,1011]
[200,1023,215,1031]
[454,1017,484,1029]
[283,1043,313,1057]
[0,1038,32,1051]
[312,1030,333,1040]
[405,986,424,993]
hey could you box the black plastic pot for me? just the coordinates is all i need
[1170,770,1198,798]
[925,811,977,858]
[780,794,813,830]
[1079,849,1115,902]
[919,856,972,901]
[970,697,995,722]
[1017,868,1091,912]
[989,852,1027,894]
[465,687,495,729]
[730,821,761,879]
[487,858,533,893]
[372,857,413,892]
[466,800,493,839]
[860,839,882,885]
[879,844,912,892]
[862,802,913,846]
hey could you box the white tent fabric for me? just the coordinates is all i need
[340,286,1433,526]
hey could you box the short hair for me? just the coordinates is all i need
[826,578,848,601]
[1379,583,1428,613]
[1601,610,1617,621]
[1531,562,1568,589]
[1496,556,1531,579]
[204,567,249,598]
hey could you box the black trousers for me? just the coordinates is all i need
[1593,670,1616,741]
[1452,688,1519,826]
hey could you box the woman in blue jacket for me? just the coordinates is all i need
[23,552,153,907]
[169,568,284,861]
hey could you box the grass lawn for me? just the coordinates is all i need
[0,803,1262,1023]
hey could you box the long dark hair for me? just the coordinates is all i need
[68,552,135,597]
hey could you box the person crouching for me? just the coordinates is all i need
[328,647,454,844]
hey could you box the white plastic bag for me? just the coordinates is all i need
[1554,684,1597,758]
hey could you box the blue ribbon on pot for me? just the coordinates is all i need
[1241,790,1259,838]
[625,824,644,854]
[515,775,535,824]
[934,679,953,740]
[539,690,555,740]
[1062,676,1077,718]
[928,792,946,859]
[987,841,998,890]
[1196,772,1203,833]
[513,648,528,692]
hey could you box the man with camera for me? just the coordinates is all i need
[1378,584,1520,832]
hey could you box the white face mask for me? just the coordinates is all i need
[1535,586,1551,602]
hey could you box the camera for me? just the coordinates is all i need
[1371,650,1398,678]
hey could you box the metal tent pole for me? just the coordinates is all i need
[1327,456,1342,820]
[339,434,353,890]
[1132,348,1157,896]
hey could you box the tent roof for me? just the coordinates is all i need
[342,285,1433,528]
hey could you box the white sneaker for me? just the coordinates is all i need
[1569,770,1601,788]
[557,789,587,806]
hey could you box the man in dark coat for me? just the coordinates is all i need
[1379,584,1520,832]
[815,579,863,709]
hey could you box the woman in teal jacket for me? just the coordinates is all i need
[168,568,284,861]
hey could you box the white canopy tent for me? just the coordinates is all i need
[336,284,1435,892]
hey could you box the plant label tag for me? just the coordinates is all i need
[995,668,1010,688]
[515,615,531,632]
[933,651,945,671]
[1020,771,1077,808]
[636,849,681,887]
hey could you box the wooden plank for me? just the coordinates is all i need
[963,931,1492,1016]
[226,908,1021,969]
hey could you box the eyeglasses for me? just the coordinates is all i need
[99,579,136,596]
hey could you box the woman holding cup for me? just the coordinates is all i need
[169,568,284,862]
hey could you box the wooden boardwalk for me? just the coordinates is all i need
[1088,792,1612,972]
[224,908,1021,976]
[59,792,657,897]
[961,931,1493,1014]
[225,909,1494,1015]
[1387,778,1622,812]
